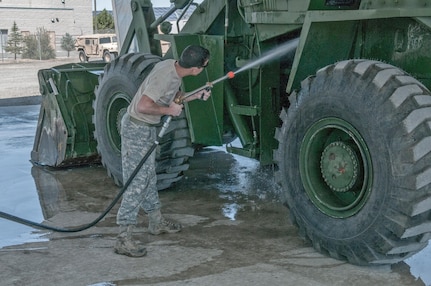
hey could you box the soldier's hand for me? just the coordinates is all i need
[199,87,212,101]
[169,101,183,116]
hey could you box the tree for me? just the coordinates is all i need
[94,9,115,33]
[61,33,75,57]
[22,27,55,60]
[4,21,24,60]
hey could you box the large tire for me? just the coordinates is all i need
[93,53,194,190]
[274,59,431,265]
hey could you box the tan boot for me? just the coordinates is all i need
[148,210,182,235]
[114,225,147,257]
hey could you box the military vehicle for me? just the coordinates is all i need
[32,0,431,266]
[75,33,118,62]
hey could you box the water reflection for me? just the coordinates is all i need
[0,105,47,248]
[213,145,278,195]
[222,202,241,220]
[209,142,281,221]
[406,242,431,285]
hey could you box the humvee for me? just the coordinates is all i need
[75,33,118,62]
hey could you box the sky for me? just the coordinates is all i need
[94,0,203,10]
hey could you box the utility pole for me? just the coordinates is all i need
[37,33,42,61]
[0,30,3,62]
[94,0,97,34]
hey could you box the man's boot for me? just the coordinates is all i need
[148,209,182,235]
[114,225,147,257]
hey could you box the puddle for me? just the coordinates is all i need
[405,242,431,284]
[198,142,281,222]
[0,105,48,248]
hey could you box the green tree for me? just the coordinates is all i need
[4,21,24,60]
[61,33,75,57]
[22,27,55,60]
[94,9,115,33]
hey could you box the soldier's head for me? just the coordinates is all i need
[178,45,210,70]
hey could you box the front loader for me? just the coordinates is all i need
[32,0,431,265]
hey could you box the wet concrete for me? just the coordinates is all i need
[0,104,430,286]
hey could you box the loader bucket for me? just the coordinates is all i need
[31,62,106,167]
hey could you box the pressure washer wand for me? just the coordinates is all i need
[176,71,235,103]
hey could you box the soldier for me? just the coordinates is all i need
[115,45,211,257]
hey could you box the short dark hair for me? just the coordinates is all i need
[178,45,210,68]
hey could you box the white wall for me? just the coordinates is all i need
[0,0,93,57]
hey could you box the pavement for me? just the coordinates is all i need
[0,56,78,99]
[0,58,429,286]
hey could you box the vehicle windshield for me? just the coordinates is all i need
[99,37,109,44]
[99,36,117,44]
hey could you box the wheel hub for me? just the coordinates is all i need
[320,141,359,192]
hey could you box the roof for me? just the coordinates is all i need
[153,6,195,21]
[76,33,116,39]
[94,6,196,22]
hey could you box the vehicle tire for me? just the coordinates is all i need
[93,53,194,190]
[79,50,88,62]
[103,50,112,63]
[274,59,431,265]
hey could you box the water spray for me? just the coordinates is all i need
[177,37,298,103]
[235,38,299,74]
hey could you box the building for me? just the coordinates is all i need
[0,1,195,60]
[0,0,93,58]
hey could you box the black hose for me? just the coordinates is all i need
[0,116,171,233]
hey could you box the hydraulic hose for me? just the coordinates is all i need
[0,116,172,233]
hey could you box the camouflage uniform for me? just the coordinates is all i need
[114,110,181,257]
[117,59,180,225]
[114,50,208,256]
[116,113,159,226]
[115,59,182,237]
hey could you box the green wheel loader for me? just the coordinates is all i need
[32,0,431,265]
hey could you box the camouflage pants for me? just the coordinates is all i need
[116,113,161,226]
